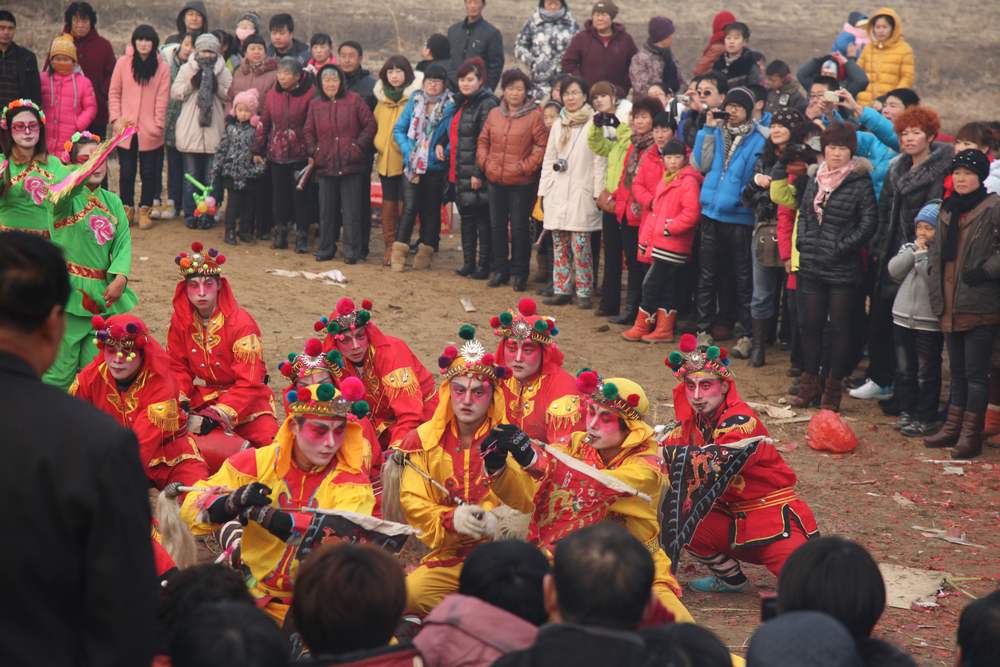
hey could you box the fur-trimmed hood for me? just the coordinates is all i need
[373,71,424,105]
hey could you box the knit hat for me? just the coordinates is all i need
[722,86,755,118]
[194,33,221,56]
[424,64,449,83]
[231,88,259,115]
[771,107,807,134]
[915,201,941,228]
[666,333,733,381]
[49,35,77,62]
[951,149,990,182]
[832,32,856,58]
[660,139,685,157]
[426,33,451,61]
[590,80,616,101]
[848,11,868,27]
[591,0,618,18]
[747,612,864,667]
[648,16,675,43]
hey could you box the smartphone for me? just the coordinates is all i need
[760,592,778,622]
[711,110,731,120]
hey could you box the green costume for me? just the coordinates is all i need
[0,154,71,236]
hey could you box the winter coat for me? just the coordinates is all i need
[373,74,424,178]
[587,99,633,194]
[166,1,209,45]
[560,21,639,98]
[493,624,650,667]
[711,48,763,88]
[0,42,42,111]
[64,28,116,129]
[304,90,377,178]
[477,103,548,187]
[108,53,170,151]
[170,54,232,154]
[439,88,498,209]
[629,45,685,98]
[855,106,899,152]
[639,165,703,264]
[796,159,878,287]
[631,144,665,239]
[742,150,780,223]
[987,160,1000,195]
[538,115,602,232]
[207,119,265,189]
[412,594,538,667]
[254,72,314,164]
[40,68,98,157]
[797,56,869,98]
[345,68,378,110]
[514,6,579,96]
[693,42,726,78]
[857,7,915,106]
[391,93,456,174]
[297,645,423,667]
[888,243,940,331]
[447,18,504,91]
[928,194,1000,321]
[162,44,186,148]
[692,122,768,225]
[764,80,808,115]
[227,57,278,109]
[267,39,310,66]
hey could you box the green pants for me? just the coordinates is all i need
[43,313,99,391]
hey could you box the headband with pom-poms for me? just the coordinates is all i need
[0,98,46,130]
[285,378,370,419]
[666,333,733,380]
[490,297,558,344]
[439,324,511,382]
[175,241,226,278]
[91,314,149,361]
[278,337,345,383]
[317,297,373,338]
[575,368,642,421]
[63,130,101,161]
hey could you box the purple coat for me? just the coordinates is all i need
[560,21,638,97]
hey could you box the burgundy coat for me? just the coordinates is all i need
[304,90,376,177]
[255,72,314,164]
[65,27,116,129]
[560,21,638,98]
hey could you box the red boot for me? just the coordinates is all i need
[621,308,653,342]
[641,309,677,343]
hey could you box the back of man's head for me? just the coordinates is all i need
[170,602,288,667]
[158,564,254,650]
[0,232,69,333]
[957,588,1000,667]
[551,522,653,631]
[460,540,551,626]
[641,623,731,667]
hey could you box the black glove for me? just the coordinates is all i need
[491,424,535,468]
[242,505,294,542]
[479,433,508,476]
[964,266,990,286]
[192,414,220,435]
[207,482,273,524]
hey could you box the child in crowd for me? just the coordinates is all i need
[763,60,807,114]
[887,201,943,436]
[208,89,266,245]
[711,22,762,88]
[628,110,675,302]
[41,35,97,160]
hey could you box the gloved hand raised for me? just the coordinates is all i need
[489,424,536,468]
[452,504,494,539]
[479,432,509,476]
[207,482,273,524]
[241,505,294,542]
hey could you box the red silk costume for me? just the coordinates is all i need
[167,278,278,447]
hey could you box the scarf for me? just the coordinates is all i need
[624,131,654,187]
[383,84,405,103]
[812,159,856,222]
[195,55,217,128]
[539,7,567,22]
[559,104,593,149]
[646,43,680,93]
[721,121,753,169]
[500,99,538,119]
[941,185,990,263]
[662,167,682,185]
[405,89,452,181]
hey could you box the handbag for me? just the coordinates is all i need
[754,221,783,268]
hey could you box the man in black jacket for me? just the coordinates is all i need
[338,40,379,260]
[0,232,159,667]
[0,11,41,110]
[447,0,504,90]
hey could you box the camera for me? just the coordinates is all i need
[553,159,569,173]
[822,90,840,104]
[711,110,730,120]
[675,94,691,105]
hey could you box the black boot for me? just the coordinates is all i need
[272,224,288,250]
[749,318,769,367]
[455,218,476,276]
[487,272,510,288]
[295,229,309,254]
[224,218,237,245]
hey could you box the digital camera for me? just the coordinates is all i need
[553,159,569,173]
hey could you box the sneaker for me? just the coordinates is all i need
[893,412,914,431]
[688,575,750,594]
[901,420,941,437]
[848,379,894,400]
[730,336,752,359]
[845,376,867,390]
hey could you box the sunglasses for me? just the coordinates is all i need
[695,90,715,97]
[11,121,40,133]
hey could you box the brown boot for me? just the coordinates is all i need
[820,376,844,412]
[138,205,154,230]
[380,201,399,266]
[789,373,820,408]
[642,309,677,343]
[123,205,135,227]
[621,308,653,342]
[412,243,434,270]
[924,405,964,448]
[951,412,984,459]
[390,241,409,272]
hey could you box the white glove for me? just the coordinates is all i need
[482,510,498,539]
[453,504,490,539]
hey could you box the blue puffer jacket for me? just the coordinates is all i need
[692,123,767,225]
[392,92,456,173]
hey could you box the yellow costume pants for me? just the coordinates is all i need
[653,550,694,624]
[406,562,464,616]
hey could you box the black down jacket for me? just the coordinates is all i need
[796,159,878,287]
[442,87,498,210]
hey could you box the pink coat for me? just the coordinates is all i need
[412,594,538,667]
[40,68,97,158]
[108,53,170,151]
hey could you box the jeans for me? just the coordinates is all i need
[893,325,944,422]
[270,161,310,232]
[488,182,534,278]
[318,173,364,259]
[397,171,446,249]
[640,259,683,313]
[945,325,997,414]
[117,143,164,207]
[224,186,255,237]
[552,230,593,297]
[696,216,753,333]
[181,153,215,223]
[797,276,855,380]
[166,146,183,210]
[750,247,785,320]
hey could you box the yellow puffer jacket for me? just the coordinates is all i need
[857,7,914,106]
[373,72,424,177]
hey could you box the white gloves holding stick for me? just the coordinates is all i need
[452,504,498,540]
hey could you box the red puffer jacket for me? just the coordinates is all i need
[638,165,702,264]
[255,72,314,164]
[304,90,376,177]
[629,145,665,262]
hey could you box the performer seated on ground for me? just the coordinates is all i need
[318,297,437,450]
[490,298,582,445]
[181,381,375,625]
[167,242,278,448]
[483,370,695,623]
[71,314,208,490]
[397,325,534,616]
[662,333,818,593]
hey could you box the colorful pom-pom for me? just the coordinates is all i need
[495,366,509,379]
[458,324,476,340]
[576,370,599,394]
[356,310,371,326]
[443,344,458,359]
[298,387,313,402]
[361,299,373,310]
[602,382,619,400]
[179,257,192,269]
[679,333,697,353]
[286,352,297,362]
[722,358,730,366]
[340,376,365,402]
[719,347,729,361]
[438,355,452,369]
[216,255,226,265]
[327,322,339,334]
[304,338,323,356]
[351,400,370,419]
[706,346,720,360]
[320,316,329,325]
[668,351,683,367]
[191,241,203,252]
[279,362,292,377]
[533,319,548,333]
[626,393,640,407]
[499,311,513,327]
[481,353,495,366]
[550,327,559,336]
[326,350,343,367]
[518,298,537,317]
[91,315,105,330]
[286,389,299,404]
[316,383,336,402]
[313,321,325,332]
[207,247,218,257]
[336,297,355,316]
[489,316,501,328]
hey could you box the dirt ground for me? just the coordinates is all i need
[131,214,999,665]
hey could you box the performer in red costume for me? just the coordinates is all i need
[71,313,209,489]
[318,298,437,450]
[661,333,818,593]
[489,298,581,445]
[167,242,278,448]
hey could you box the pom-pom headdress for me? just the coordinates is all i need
[575,369,646,422]
[316,298,373,338]
[92,314,150,359]
[490,298,558,345]
[63,130,100,161]
[175,241,226,278]
[285,379,370,420]
[439,324,511,382]
[665,333,734,381]
[0,98,46,130]
[278,338,345,383]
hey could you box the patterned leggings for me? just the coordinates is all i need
[551,230,593,297]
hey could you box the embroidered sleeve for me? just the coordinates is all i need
[232,333,264,364]
[545,394,582,443]
[147,399,181,432]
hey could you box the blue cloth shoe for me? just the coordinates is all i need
[688,575,750,593]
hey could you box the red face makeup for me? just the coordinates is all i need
[294,417,347,469]
[684,374,727,415]
[186,276,220,318]
[103,346,142,382]
[450,375,492,427]
[505,338,542,382]
[585,402,626,451]
[336,327,369,365]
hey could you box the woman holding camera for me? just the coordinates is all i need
[537,76,600,307]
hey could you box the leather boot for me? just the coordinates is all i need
[749,318,768,367]
[641,309,676,343]
[271,224,288,249]
[295,229,309,254]
[924,405,964,448]
[789,373,820,408]
[124,205,135,227]
[380,201,399,267]
[138,206,154,230]
[621,308,653,342]
[390,241,409,272]
[455,218,476,276]
[820,376,844,412]
[413,243,434,270]
[951,412,984,459]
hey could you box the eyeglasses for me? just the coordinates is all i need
[695,90,714,97]
[11,121,39,133]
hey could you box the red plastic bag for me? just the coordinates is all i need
[807,409,858,453]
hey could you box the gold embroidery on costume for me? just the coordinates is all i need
[382,366,419,399]
[232,333,264,364]
[147,399,181,432]
[68,378,80,396]
[545,393,581,433]
[505,376,541,423]
[192,312,224,354]
[53,196,112,230]
[104,366,148,417]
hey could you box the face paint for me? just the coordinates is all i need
[185,276,220,318]
[104,346,142,382]
[293,417,347,469]
[335,326,369,365]
[584,402,626,451]
[684,373,727,415]
[450,375,492,427]
[505,338,543,382]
